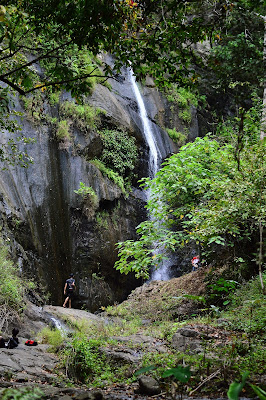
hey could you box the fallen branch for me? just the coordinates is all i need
[151,392,167,398]
[189,369,220,396]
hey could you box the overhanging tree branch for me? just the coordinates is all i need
[0,68,117,96]
[0,39,72,80]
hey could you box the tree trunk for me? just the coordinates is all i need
[258,16,265,294]
[260,16,266,140]
[258,222,265,294]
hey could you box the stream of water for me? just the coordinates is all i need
[129,69,170,281]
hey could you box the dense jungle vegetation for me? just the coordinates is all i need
[0,0,265,399]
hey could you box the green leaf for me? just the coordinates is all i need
[162,366,191,383]
[134,365,157,377]
[227,372,249,400]
[249,384,266,400]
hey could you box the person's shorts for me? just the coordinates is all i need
[66,290,74,299]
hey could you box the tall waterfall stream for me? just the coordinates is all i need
[129,70,171,281]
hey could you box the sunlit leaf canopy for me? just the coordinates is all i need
[0,0,264,103]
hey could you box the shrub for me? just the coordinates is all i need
[74,182,99,217]
[100,129,138,178]
[0,236,27,332]
[0,238,25,311]
[48,90,61,106]
[63,335,111,384]
[91,159,125,193]
[55,119,71,141]
[22,93,44,123]
[166,128,187,146]
[60,101,103,131]
[166,86,198,125]
[39,327,64,351]
[74,182,98,206]
[224,273,266,333]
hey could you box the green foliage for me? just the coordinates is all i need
[162,365,191,383]
[0,237,25,311]
[227,372,266,400]
[166,128,186,146]
[74,182,98,208]
[0,0,264,117]
[115,104,265,277]
[0,88,34,168]
[166,86,198,125]
[224,273,266,333]
[227,371,249,400]
[39,327,64,351]
[0,3,120,97]
[115,220,177,279]
[206,278,239,307]
[55,120,71,141]
[91,159,125,194]
[63,335,112,385]
[249,384,266,400]
[60,101,103,131]
[209,14,264,104]
[95,210,109,230]
[100,129,138,178]
[134,365,157,377]
[48,90,61,106]
[166,86,198,107]
[0,387,44,400]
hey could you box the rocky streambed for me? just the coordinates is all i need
[0,304,171,400]
[0,271,261,400]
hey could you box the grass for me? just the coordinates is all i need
[166,128,187,146]
[55,119,71,141]
[60,101,103,131]
[90,159,126,193]
[38,327,64,351]
[223,273,266,333]
[0,237,25,311]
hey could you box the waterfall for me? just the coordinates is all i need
[129,69,170,281]
[129,69,161,177]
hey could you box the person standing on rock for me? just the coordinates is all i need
[63,273,75,308]
[191,255,200,272]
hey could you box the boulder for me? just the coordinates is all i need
[172,327,203,354]
[138,375,161,395]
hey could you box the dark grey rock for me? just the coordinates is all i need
[100,347,140,365]
[172,329,203,354]
[178,328,199,337]
[138,375,161,395]
[75,389,103,400]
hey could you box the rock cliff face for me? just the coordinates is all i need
[0,64,198,311]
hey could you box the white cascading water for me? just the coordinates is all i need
[129,69,170,281]
[129,69,161,177]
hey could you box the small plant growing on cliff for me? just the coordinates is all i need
[74,182,99,219]
[60,101,103,131]
[55,119,71,141]
[166,85,198,125]
[74,182,98,206]
[100,129,138,179]
[91,159,126,193]
[166,128,187,146]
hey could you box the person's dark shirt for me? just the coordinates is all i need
[66,278,75,291]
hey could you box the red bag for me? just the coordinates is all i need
[25,340,38,346]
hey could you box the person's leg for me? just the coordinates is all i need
[63,296,69,307]
[68,297,72,308]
